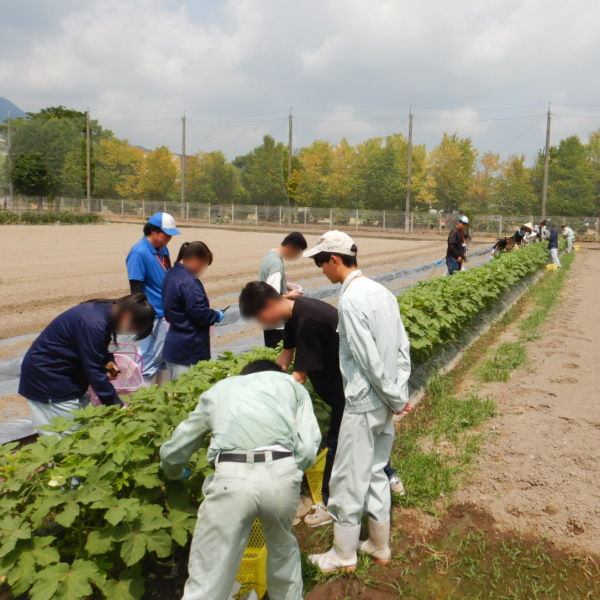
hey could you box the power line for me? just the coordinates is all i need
[498,114,547,154]
[417,113,546,122]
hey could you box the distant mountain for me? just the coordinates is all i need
[0,98,27,123]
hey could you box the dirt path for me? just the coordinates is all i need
[454,249,600,555]
[2,223,459,340]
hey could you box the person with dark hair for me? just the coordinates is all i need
[513,225,531,246]
[19,294,155,435]
[162,241,225,381]
[446,216,469,275]
[125,213,180,384]
[547,224,562,268]
[239,280,346,527]
[258,232,307,348]
[489,236,516,260]
[304,231,411,574]
[160,359,321,600]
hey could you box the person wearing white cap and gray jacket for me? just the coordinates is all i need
[304,231,411,574]
[125,212,181,384]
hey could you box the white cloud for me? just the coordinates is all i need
[2,0,600,160]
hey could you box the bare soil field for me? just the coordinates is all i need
[2,223,452,340]
[454,249,600,555]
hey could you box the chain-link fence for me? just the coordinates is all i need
[2,196,599,240]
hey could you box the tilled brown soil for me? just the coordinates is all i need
[2,223,451,340]
[454,249,600,555]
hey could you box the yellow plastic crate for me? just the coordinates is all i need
[306,448,328,504]
[575,244,581,251]
[546,263,558,271]
[236,519,267,599]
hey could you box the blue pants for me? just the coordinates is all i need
[447,256,461,275]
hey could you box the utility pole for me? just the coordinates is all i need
[405,107,413,233]
[7,110,13,202]
[541,104,551,220]
[287,107,293,224]
[86,110,92,204]
[181,113,186,204]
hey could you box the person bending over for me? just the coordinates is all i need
[160,360,321,600]
[19,294,155,435]
[162,241,225,380]
[258,232,307,348]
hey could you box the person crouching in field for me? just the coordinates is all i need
[19,294,155,435]
[489,236,516,260]
[126,212,181,384]
[304,231,411,573]
[160,360,321,600]
[162,241,225,381]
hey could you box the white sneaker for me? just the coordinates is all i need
[304,502,334,528]
[389,475,406,496]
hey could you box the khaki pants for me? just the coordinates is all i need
[27,396,89,436]
[166,362,193,381]
[327,403,394,527]
[183,454,304,600]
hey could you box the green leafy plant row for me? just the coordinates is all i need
[0,243,557,599]
[399,242,558,364]
[0,211,105,225]
[0,348,277,600]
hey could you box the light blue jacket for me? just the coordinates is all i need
[160,371,321,479]
[338,270,411,414]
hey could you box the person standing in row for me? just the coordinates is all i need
[162,241,225,381]
[160,360,321,600]
[562,224,575,253]
[258,232,307,348]
[547,224,562,268]
[126,213,181,384]
[19,294,155,435]
[446,216,469,275]
[305,231,411,574]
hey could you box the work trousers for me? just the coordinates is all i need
[27,396,89,436]
[549,248,562,268]
[166,362,193,381]
[183,454,304,600]
[447,256,462,275]
[327,404,394,527]
[566,236,574,253]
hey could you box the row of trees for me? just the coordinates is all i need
[2,106,600,216]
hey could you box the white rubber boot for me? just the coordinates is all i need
[308,523,360,573]
[359,518,391,565]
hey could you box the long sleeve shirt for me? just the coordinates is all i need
[337,270,411,414]
[563,227,575,238]
[548,229,559,249]
[162,263,220,365]
[446,227,465,260]
[19,303,120,406]
[159,371,322,479]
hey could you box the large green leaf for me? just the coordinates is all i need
[0,516,31,558]
[30,560,104,600]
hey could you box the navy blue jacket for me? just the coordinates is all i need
[548,229,559,249]
[162,263,220,365]
[19,303,121,406]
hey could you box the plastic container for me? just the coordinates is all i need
[546,263,558,272]
[305,448,328,504]
[574,245,581,251]
[88,344,144,406]
[288,282,303,294]
[236,520,267,599]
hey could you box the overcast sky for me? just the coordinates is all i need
[2,0,600,161]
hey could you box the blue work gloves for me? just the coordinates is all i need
[216,310,226,323]
[436,259,445,266]
[175,467,191,481]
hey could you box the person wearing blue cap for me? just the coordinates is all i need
[125,212,181,384]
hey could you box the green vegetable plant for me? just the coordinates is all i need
[0,347,276,600]
[0,211,104,225]
[399,242,559,364]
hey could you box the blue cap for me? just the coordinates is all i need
[147,212,181,236]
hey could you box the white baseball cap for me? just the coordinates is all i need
[458,215,469,224]
[304,230,357,258]
[147,212,181,235]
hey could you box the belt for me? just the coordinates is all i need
[218,451,293,463]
